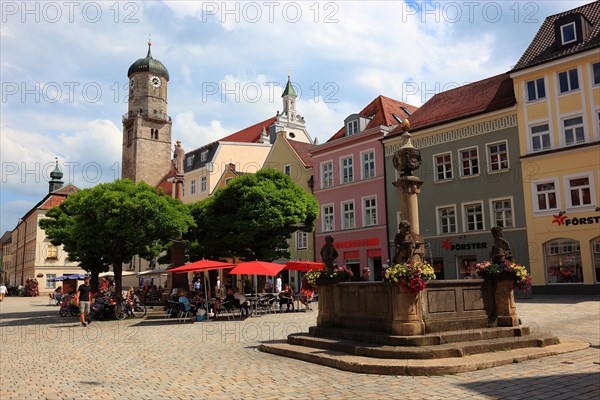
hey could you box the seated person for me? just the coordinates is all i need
[177,289,197,316]
[170,288,180,301]
[213,287,235,319]
[233,287,250,317]
[299,278,314,309]
[279,283,295,312]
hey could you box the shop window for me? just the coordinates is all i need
[544,239,583,284]
[592,237,600,283]
[432,257,445,280]
[457,256,477,279]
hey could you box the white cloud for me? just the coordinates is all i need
[173,112,229,150]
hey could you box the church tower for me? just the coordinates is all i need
[122,40,172,187]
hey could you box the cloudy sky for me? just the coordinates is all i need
[0,0,592,233]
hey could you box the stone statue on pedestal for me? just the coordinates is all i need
[490,226,513,264]
[320,235,338,269]
[173,140,185,174]
[393,220,419,264]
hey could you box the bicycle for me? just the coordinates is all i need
[114,299,147,320]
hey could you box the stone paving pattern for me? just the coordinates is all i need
[1,295,598,399]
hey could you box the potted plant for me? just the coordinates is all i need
[475,260,531,291]
[383,261,436,293]
[307,266,354,285]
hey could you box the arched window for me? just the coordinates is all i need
[155,129,159,140]
[592,237,600,283]
[544,238,583,283]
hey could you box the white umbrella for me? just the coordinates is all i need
[98,271,137,278]
[137,268,169,276]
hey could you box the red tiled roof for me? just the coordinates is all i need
[287,139,314,168]
[388,73,515,137]
[156,166,178,196]
[512,2,600,71]
[39,184,79,210]
[219,116,277,143]
[326,95,417,142]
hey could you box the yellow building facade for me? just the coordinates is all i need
[510,2,600,293]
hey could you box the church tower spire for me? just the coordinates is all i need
[121,40,172,187]
[281,71,297,121]
[49,158,64,193]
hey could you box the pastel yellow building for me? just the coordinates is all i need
[264,132,316,263]
[510,2,600,293]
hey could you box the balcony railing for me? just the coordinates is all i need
[122,110,172,122]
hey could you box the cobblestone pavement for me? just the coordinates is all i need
[1,295,599,400]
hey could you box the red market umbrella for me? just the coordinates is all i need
[228,261,286,276]
[169,260,235,274]
[285,261,324,272]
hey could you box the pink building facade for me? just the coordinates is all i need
[311,96,417,280]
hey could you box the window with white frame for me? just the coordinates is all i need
[296,231,308,250]
[201,176,207,192]
[487,142,509,172]
[563,116,585,146]
[186,155,194,167]
[342,201,355,229]
[321,162,333,188]
[190,179,196,195]
[437,206,457,234]
[364,197,377,226]
[323,205,334,232]
[341,156,353,184]
[463,202,484,231]
[534,180,559,211]
[560,22,576,45]
[526,77,546,101]
[201,150,208,162]
[362,151,375,179]
[46,274,56,289]
[593,62,600,85]
[530,123,551,152]
[558,68,579,93]
[567,175,592,208]
[434,152,453,181]
[284,164,291,176]
[491,198,513,228]
[460,147,479,177]
[347,120,359,135]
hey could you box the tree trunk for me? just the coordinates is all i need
[114,263,123,300]
[90,271,99,294]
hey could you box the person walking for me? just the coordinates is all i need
[0,283,7,301]
[76,277,93,327]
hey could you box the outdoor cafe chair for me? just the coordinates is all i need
[177,302,196,323]
[165,301,179,318]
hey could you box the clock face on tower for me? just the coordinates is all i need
[150,76,161,88]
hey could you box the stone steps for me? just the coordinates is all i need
[287,332,557,359]
[258,339,590,375]
[308,325,531,346]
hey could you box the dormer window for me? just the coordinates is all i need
[347,120,359,135]
[400,106,412,116]
[186,155,194,167]
[560,22,577,45]
[201,150,208,162]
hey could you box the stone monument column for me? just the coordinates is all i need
[390,120,425,335]
[168,140,188,290]
[392,121,425,263]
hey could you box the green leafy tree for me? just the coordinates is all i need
[186,168,319,261]
[40,179,194,297]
